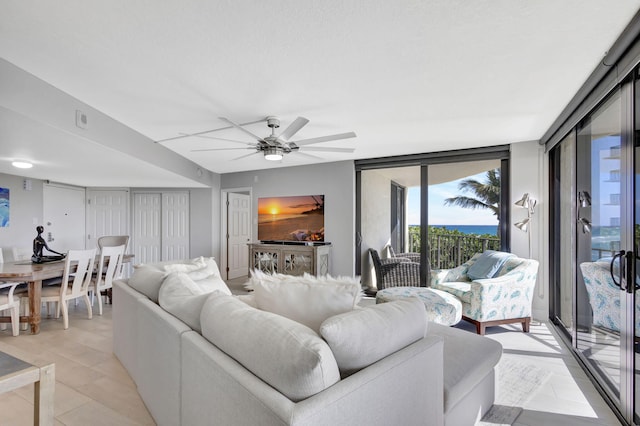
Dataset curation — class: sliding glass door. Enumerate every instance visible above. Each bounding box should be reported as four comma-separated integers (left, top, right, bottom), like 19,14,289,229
550,76,638,424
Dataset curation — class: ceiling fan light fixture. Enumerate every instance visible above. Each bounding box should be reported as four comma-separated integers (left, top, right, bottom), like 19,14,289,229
12,160,33,169
264,147,284,161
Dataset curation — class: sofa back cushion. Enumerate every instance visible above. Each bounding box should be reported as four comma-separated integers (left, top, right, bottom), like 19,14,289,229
320,298,428,377
247,270,362,333
200,292,340,402
159,272,212,332
129,257,230,303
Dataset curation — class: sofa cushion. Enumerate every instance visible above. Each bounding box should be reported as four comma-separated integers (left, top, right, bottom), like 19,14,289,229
428,323,502,413
200,292,340,402
158,272,213,332
466,250,515,280
129,257,226,303
247,270,362,333
320,298,428,377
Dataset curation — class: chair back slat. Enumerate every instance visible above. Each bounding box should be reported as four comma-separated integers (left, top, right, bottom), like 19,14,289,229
62,248,97,297
95,245,125,290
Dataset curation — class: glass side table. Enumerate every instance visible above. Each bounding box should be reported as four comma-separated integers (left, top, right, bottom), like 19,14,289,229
0,351,55,425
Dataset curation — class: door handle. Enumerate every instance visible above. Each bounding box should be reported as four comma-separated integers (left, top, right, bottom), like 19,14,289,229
611,250,636,293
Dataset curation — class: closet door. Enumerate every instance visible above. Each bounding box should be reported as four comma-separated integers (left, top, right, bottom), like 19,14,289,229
133,192,189,264
133,193,161,264
162,192,189,261
86,189,129,249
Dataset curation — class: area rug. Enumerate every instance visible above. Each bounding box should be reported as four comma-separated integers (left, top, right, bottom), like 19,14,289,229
476,357,552,425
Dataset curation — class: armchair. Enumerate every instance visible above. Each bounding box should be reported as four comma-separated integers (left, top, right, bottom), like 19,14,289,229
369,248,421,290
431,251,539,335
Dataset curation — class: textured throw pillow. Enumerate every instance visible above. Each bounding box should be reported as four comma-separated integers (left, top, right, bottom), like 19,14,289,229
320,298,428,377
200,293,340,402
248,270,362,333
158,272,211,332
466,250,515,280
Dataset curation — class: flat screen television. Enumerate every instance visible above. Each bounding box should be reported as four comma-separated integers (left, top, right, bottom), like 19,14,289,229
258,195,324,242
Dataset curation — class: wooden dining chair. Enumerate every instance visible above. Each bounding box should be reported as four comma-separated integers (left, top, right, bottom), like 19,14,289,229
0,250,23,336
91,244,124,315
22,248,97,330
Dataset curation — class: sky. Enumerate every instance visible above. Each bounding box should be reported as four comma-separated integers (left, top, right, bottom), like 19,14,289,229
407,172,498,226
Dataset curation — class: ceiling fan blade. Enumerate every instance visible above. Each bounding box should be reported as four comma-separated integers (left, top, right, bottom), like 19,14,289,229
292,151,323,160
278,117,309,140
232,151,262,161
190,147,254,152
292,132,357,147
219,117,265,142
300,146,355,153
179,133,255,146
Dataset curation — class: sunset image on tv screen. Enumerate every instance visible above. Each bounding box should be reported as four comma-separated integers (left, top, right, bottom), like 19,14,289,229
257,195,324,242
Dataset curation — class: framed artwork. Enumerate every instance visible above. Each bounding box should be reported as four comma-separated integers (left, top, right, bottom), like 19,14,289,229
0,187,9,227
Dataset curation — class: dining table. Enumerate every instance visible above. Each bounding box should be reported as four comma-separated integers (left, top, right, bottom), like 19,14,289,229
0,254,134,334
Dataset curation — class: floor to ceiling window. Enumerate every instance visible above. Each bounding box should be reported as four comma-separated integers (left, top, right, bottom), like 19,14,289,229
356,147,510,291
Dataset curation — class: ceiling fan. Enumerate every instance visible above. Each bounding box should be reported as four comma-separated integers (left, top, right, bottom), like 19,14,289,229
185,116,356,161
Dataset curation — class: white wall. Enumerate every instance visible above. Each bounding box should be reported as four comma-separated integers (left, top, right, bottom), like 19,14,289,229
510,141,547,320
221,161,355,277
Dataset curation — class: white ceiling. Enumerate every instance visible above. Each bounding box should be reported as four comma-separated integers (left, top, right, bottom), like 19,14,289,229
0,1,638,186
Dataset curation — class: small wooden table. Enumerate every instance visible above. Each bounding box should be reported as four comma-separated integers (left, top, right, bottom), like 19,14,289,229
0,351,55,425
0,254,134,334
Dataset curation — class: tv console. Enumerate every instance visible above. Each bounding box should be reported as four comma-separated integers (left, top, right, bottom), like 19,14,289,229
249,242,331,276
259,240,331,246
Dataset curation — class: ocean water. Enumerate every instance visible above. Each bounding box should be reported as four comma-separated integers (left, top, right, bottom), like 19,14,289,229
431,225,498,236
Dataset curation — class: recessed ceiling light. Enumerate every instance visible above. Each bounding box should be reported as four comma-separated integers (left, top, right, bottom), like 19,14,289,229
12,161,33,169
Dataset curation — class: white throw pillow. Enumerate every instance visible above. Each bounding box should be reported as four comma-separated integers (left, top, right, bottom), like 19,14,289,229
158,272,212,332
320,298,428,377
248,270,362,333
200,292,340,402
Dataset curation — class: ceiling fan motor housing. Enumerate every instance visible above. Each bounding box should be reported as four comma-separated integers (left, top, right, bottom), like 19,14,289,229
266,116,280,128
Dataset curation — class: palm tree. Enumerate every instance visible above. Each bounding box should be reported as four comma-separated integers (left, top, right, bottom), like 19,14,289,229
443,169,500,217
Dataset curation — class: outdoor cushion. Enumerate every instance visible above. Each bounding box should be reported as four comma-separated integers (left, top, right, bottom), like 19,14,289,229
200,292,340,402
320,298,428,377
431,281,473,304
247,270,362,333
466,250,515,280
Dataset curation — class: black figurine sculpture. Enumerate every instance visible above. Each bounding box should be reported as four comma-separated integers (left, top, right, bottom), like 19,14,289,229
31,225,65,263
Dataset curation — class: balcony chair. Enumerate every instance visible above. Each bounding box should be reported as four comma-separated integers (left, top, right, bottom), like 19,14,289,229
430,250,539,335
387,245,421,263
369,248,421,290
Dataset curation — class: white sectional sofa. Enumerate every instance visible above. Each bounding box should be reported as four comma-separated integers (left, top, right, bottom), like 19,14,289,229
112,258,502,426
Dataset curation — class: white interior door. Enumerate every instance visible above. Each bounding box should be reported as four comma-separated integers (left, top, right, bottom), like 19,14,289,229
162,192,189,261
133,193,161,264
43,183,86,253
227,193,250,279
86,189,130,250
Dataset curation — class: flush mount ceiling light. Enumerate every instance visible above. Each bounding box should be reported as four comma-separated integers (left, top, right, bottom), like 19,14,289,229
264,147,284,161
11,161,33,169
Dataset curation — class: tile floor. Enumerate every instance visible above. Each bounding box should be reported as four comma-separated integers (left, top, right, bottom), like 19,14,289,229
0,282,624,426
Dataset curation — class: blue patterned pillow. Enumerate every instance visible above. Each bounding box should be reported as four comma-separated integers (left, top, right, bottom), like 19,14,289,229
466,250,515,280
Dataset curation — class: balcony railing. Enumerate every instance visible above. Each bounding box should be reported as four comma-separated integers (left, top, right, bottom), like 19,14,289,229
408,231,500,270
